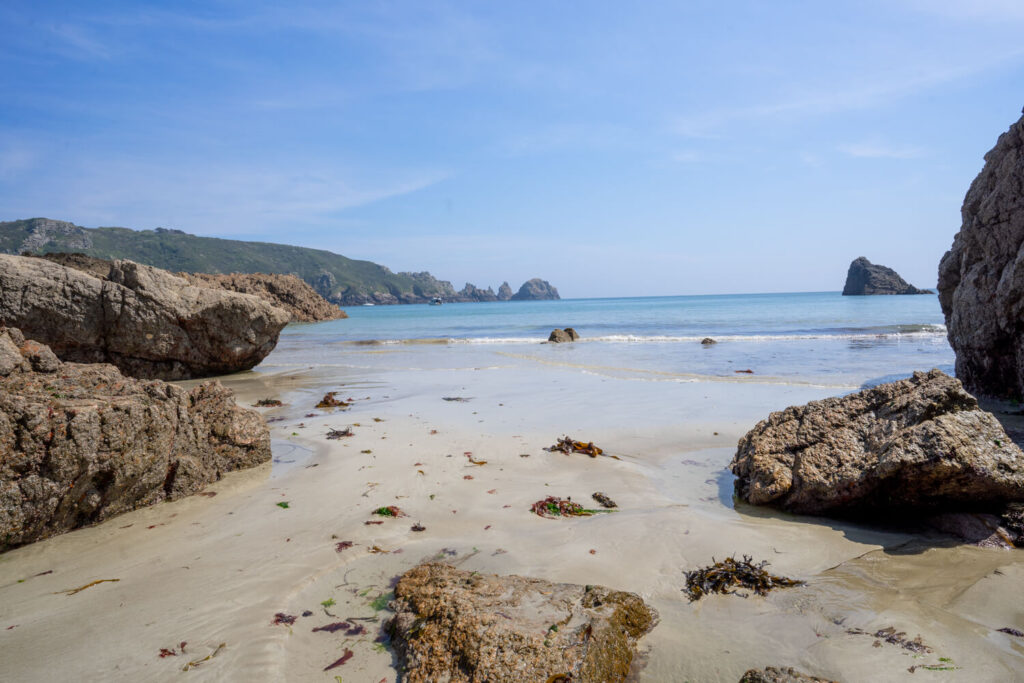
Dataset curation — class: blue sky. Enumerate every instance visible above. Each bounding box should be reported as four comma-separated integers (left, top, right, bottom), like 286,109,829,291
2,1,1023,297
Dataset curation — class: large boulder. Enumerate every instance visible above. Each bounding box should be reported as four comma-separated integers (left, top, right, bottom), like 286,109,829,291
387,562,658,683
497,281,514,301
0,254,289,379
938,111,1024,398
842,257,930,295
511,278,560,301
731,370,1024,516
176,271,347,322
548,327,580,343
0,327,270,551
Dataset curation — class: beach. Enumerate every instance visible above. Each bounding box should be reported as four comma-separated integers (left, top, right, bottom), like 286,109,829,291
2,295,1022,681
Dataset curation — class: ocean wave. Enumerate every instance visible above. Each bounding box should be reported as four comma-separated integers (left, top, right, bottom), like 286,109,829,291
333,324,947,346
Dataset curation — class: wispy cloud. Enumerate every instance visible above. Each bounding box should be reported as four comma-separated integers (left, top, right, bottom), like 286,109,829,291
837,143,923,159
47,23,113,60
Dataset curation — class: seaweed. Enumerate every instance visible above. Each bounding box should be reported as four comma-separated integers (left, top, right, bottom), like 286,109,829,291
998,627,1024,637
334,541,354,552
276,501,290,509
159,642,187,658
364,520,383,525
735,369,754,374
683,556,803,601
411,523,426,532
253,398,283,407
182,643,225,671
272,613,297,626
370,592,394,611
314,621,366,636
442,397,471,402
544,437,603,457
317,392,351,409
56,578,120,595
323,649,354,671
326,427,353,439
373,506,405,518
592,492,617,508
530,496,612,519
846,626,931,654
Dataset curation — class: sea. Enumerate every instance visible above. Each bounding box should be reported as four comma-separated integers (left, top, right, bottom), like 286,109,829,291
262,291,953,390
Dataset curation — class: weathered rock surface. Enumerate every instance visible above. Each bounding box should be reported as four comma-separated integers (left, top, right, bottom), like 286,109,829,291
388,562,658,683
731,370,1024,516
0,327,270,551
842,257,930,295
458,282,498,302
739,668,838,683
548,328,580,343
701,337,717,345
511,278,561,301
497,281,513,301
0,254,289,380
177,271,347,322
938,111,1024,398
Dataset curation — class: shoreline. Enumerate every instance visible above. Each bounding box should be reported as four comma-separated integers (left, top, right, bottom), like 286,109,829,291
1,359,1021,681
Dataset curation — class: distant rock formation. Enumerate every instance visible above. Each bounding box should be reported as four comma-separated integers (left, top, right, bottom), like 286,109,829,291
456,282,498,302
547,327,580,343
17,218,93,253
511,277,560,301
177,271,347,322
0,254,289,380
0,326,270,551
842,257,931,295
731,370,1024,517
496,281,513,300
938,110,1024,398
388,563,658,682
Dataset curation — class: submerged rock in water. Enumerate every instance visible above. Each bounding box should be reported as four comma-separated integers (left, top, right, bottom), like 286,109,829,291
548,327,580,343
731,370,1024,516
387,562,658,683
938,111,1024,398
739,668,839,683
0,254,289,379
842,256,930,295
0,327,270,551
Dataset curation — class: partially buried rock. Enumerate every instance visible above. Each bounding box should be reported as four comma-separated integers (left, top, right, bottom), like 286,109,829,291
0,254,289,380
548,327,580,343
0,327,271,551
701,337,717,345
388,562,658,683
739,668,838,683
731,369,1024,516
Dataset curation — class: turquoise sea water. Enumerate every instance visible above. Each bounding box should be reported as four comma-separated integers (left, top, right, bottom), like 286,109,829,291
265,292,954,388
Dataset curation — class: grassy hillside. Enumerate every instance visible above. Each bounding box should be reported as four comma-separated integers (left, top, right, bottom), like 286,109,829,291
1,218,458,305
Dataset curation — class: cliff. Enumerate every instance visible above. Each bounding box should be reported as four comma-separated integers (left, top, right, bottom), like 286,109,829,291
842,257,931,295
938,110,1024,397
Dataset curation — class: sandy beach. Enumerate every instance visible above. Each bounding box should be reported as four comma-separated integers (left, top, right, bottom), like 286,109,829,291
2,349,1022,682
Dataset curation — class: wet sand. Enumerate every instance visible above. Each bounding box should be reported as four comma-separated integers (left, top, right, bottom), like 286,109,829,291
1,360,1022,682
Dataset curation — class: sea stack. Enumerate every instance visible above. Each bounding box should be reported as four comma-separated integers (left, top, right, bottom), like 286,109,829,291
938,110,1024,398
842,257,931,295
511,278,560,300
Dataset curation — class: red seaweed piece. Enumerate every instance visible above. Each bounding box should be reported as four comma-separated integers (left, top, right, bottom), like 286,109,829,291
272,613,298,626
313,621,352,633
323,649,354,671
335,541,354,552
159,648,178,658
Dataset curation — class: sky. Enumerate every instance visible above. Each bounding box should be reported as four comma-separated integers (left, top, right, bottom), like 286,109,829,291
2,1,1023,298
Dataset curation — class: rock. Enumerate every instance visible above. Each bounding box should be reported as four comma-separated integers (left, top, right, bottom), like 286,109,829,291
18,218,93,253
701,337,717,345
938,111,1024,398
387,562,658,683
511,278,561,301
497,281,513,301
926,512,1021,549
177,271,347,322
731,370,1024,516
842,257,930,295
457,282,498,302
0,254,290,380
548,328,580,343
739,668,838,683
0,327,270,551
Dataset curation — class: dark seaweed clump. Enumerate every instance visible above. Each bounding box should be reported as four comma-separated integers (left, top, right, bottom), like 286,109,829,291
684,555,803,601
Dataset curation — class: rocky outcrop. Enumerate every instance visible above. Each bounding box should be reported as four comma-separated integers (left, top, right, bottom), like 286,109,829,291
497,281,513,301
0,254,289,380
511,278,560,301
842,257,930,295
0,327,270,551
388,563,657,683
548,328,580,343
177,271,347,322
731,370,1024,516
938,111,1024,398
18,219,93,253
457,282,498,302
